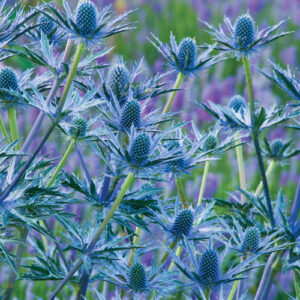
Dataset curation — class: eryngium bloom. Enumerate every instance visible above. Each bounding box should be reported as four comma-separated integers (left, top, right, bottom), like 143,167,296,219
129,262,147,291
170,209,194,238
270,139,284,157
38,14,55,36
202,135,218,151
229,95,246,114
164,140,185,172
106,64,131,105
75,1,97,37
129,133,151,166
198,249,220,286
68,117,87,139
241,227,261,254
0,68,18,101
150,32,222,76
202,13,291,58
120,99,141,129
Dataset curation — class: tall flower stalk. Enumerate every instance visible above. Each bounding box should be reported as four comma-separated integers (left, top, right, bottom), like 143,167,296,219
197,160,211,207
7,106,20,150
242,56,275,228
235,138,246,203
0,114,10,144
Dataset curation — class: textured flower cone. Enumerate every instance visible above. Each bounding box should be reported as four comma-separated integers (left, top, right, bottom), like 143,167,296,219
229,95,246,113
121,99,141,129
177,37,196,69
198,249,220,285
241,227,261,253
270,139,284,157
171,209,193,237
0,68,18,101
68,117,87,138
129,133,151,165
203,135,217,151
234,15,255,49
166,140,185,170
76,1,97,37
129,262,147,291
106,64,130,105
38,14,55,36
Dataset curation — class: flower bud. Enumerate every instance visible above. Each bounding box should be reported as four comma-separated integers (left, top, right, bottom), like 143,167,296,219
120,99,141,129
171,209,193,237
234,15,255,49
129,262,147,291
241,227,261,254
198,249,220,285
177,37,196,70
76,1,97,37
129,133,151,165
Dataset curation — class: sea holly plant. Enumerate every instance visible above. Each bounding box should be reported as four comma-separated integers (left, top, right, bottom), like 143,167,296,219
0,1,299,300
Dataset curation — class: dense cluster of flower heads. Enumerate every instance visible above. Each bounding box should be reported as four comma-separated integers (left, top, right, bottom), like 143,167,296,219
0,1,299,300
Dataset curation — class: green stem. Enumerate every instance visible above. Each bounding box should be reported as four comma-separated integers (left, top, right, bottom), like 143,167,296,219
0,113,10,144
127,226,141,267
4,226,28,300
58,41,85,112
7,107,20,150
159,239,178,265
168,246,182,271
235,137,246,203
197,160,211,207
175,176,188,208
242,56,275,228
162,72,184,114
254,160,276,197
227,273,242,300
47,139,76,187
49,172,135,300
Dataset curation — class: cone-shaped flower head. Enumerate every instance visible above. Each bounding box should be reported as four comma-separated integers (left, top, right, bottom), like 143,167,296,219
203,135,218,151
270,139,284,157
171,209,194,237
76,1,97,37
234,15,255,49
38,14,55,36
229,95,246,113
0,68,18,101
165,140,185,171
120,99,141,129
241,227,261,254
198,249,220,285
106,64,130,104
68,117,87,138
177,37,197,70
129,133,151,165
129,262,147,291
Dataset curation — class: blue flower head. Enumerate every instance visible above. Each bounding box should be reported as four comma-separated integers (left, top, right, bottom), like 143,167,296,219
198,248,220,286
170,209,194,238
75,1,97,37
128,262,147,291
0,68,18,101
164,140,185,172
229,95,246,114
202,13,291,58
202,135,218,151
234,15,255,50
106,64,131,105
68,117,87,139
270,139,284,157
38,14,55,36
241,227,261,254
120,99,141,129
177,38,196,70
129,133,151,166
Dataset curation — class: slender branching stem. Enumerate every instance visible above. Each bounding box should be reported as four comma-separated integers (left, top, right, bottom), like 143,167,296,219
0,113,10,144
48,172,136,300
242,56,275,228
4,226,28,300
7,106,20,150
76,145,92,185
47,139,76,187
127,226,141,267
254,160,276,197
227,273,242,300
18,39,73,158
197,160,211,207
235,136,246,203
162,72,184,114
290,177,300,226
76,267,92,300
175,176,188,208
